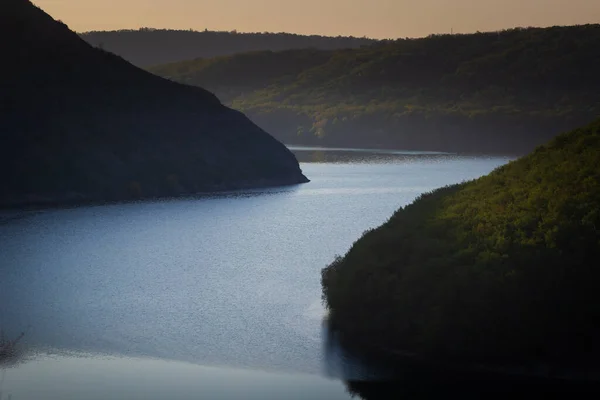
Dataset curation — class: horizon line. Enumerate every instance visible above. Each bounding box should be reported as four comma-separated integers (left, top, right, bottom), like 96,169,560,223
75,22,600,41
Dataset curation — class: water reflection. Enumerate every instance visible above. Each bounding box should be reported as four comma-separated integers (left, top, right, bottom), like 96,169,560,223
321,319,600,398
322,319,392,381
4,327,600,400
288,146,464,164
343,378,600,399
291,148,456,164
0,350,353,400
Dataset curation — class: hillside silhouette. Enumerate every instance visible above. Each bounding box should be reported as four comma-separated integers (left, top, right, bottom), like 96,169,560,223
152,25,600,154
322,118,600,371
0,0,307,208
80,29,377,67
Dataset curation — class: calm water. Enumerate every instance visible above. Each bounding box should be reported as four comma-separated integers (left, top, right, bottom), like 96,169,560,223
0,148,513,399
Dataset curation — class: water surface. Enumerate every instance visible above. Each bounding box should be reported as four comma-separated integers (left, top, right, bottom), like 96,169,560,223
0,148,512,399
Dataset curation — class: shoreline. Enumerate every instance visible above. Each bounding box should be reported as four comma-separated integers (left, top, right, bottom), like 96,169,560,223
328,327,600,383
286,144,523,158
0,177,309,212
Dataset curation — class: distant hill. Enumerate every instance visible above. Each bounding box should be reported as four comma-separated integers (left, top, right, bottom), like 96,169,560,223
0,0,307,208
322,118,600,370
150,25,600,155
79,29,377,67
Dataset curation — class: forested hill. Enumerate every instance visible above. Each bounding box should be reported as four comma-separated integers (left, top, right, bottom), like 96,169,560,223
150,25,600,155
0,0,307,208
79,29,377,67
321,118,600,370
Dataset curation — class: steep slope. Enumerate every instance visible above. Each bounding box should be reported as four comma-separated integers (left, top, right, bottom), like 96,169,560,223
151,25,600,154
0,0,307,208
79,29,376,67
322,119,600,369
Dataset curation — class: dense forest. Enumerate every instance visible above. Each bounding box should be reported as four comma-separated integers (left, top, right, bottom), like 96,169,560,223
79,29,376,67
321,118,600,371
0,0,306,208
151,25,600,154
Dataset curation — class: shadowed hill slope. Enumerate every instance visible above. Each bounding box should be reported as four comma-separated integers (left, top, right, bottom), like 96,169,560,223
0,0,307,208
322,118,600,369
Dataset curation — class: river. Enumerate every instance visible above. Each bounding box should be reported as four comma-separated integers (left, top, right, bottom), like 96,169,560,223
0,148,513,399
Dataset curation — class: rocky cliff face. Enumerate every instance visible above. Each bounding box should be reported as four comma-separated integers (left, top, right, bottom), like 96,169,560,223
0,0,308,208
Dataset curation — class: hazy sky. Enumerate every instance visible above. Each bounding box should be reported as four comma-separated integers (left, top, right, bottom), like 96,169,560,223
34,0,600,38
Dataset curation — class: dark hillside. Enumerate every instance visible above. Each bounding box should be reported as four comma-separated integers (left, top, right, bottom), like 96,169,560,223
0,0,307,208
151,25,600,154
322,119,600,370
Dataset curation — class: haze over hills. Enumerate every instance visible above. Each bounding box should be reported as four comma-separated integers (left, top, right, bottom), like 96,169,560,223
151,25,600,154
79,29,377,67
0,0,307,208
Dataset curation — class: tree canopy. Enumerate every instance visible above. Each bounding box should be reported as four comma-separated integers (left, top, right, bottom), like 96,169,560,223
321,118,600,367
151,25,600,154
